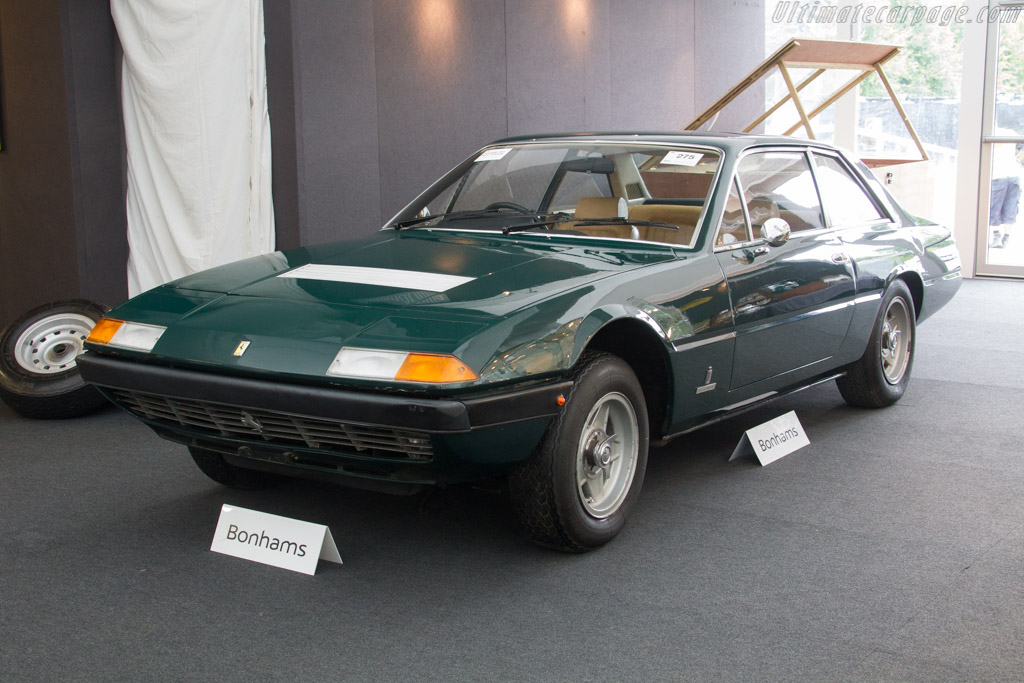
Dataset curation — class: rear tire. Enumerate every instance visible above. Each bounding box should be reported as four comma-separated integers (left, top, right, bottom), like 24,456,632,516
837,280,916,408
0,300,110,419
509,352,649,552
189,446,279,490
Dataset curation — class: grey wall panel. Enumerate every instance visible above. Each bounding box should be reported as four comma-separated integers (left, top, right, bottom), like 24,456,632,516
609,0,695,130
61,0,129,309
374,0,508,222
694,0,765,133
505,0,611,136
268,0,765,245
293,0,381,244
581,0,611,131
264,0,302,250
0,0,79,327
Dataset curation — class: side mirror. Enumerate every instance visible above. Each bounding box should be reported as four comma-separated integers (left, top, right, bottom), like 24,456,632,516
761,217,791,247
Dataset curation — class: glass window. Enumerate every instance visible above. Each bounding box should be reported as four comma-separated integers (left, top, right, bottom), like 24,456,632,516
986,141,1024,261
452,147,568,212
392,143,722,248
736,151,825,233
716,178,750,245
637,151,719,201
812,154,886,226
549,171,612,212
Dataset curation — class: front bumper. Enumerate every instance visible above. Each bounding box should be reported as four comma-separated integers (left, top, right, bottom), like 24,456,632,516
78,353,570,492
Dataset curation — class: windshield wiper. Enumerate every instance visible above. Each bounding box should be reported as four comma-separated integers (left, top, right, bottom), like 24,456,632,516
391,211,478,230
392,213,442,229
500,215,574,235
571,216,679,231
392,207,548,230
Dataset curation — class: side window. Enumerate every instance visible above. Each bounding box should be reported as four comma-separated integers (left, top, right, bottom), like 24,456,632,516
716,178,750,246
812,154,887,226
736,151,826,234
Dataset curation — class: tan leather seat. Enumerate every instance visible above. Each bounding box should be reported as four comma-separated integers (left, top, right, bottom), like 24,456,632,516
567,197,635,239
627,204,702,245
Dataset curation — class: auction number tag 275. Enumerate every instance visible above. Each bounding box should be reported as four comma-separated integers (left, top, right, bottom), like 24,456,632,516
210,504,342,575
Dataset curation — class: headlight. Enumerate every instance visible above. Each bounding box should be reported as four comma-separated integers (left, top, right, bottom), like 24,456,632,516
86,318,166,352
326,347,478,383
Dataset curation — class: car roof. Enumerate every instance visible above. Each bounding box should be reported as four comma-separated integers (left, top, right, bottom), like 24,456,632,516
492,131,839,154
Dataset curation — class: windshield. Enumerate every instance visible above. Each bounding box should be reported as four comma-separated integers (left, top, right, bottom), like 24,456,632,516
391,142,722,248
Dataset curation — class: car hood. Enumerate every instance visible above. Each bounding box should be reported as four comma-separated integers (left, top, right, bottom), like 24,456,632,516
105,230,677,386
186,230,673,314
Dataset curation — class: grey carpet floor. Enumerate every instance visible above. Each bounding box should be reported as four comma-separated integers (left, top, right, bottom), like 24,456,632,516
2,277,1023,681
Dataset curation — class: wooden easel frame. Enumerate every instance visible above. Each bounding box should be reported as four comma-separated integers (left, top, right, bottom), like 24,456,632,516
685,39,928,167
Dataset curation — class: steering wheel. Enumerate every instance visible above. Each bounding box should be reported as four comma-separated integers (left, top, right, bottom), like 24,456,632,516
484,201,532,213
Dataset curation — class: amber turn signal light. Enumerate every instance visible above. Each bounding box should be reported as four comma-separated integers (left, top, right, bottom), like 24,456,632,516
86,318,124,344
395,353,479,383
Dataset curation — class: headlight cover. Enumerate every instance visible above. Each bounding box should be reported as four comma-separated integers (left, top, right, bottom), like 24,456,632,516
326,347,478,383
86,318,166,352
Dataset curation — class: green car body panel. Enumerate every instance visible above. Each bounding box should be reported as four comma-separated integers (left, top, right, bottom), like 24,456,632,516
79,133,961,493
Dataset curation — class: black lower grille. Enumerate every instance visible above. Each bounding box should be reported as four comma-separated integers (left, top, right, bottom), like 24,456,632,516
108,389,433,461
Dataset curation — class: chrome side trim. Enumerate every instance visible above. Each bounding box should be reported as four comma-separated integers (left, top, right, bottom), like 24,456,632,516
853,291,883,304
738,298,856,337
812,300,856,316
713,391,777,413
672,330,736,352
671,292,880,353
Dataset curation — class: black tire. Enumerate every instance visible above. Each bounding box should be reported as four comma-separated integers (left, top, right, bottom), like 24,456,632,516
188,446,280,490
837,279,916,408
0,300,110,419
508,351,649,552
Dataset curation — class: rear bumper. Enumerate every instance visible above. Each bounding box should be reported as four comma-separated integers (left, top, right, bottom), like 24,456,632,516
78,352,569,490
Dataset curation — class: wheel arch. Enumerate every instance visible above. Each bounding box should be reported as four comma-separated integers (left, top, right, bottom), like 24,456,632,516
892,270,924,319
576,317,673,441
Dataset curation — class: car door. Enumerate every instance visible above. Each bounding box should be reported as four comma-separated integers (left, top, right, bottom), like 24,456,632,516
715,148,857,391
810,150,898,295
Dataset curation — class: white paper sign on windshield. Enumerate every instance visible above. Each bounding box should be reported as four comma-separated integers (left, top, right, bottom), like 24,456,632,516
475,147,512,162
661,150,703,167
210,504,342,575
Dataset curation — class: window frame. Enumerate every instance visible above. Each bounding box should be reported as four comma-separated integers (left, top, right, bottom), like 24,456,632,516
714,146,829,251
808,150,893,229
713,145,900,252
389,140,728,251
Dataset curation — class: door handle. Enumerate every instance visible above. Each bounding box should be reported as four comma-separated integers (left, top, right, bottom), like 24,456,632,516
732,245,769,264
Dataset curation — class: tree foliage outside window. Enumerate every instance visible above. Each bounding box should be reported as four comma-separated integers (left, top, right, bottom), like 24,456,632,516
859,6,963,98
997,17,1024,97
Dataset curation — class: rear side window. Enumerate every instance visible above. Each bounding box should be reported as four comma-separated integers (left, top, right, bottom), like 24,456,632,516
812,154,887,226
736,151,825,233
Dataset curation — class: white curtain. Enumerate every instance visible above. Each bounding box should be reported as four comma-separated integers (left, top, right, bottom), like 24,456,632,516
111,0,275,296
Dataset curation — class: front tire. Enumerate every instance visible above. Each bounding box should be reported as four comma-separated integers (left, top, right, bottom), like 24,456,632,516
509,352,649,552
0,300,110,419
189,446,279,490
837,279,916,408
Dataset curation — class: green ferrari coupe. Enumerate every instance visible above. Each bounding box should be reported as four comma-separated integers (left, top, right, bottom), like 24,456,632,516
78,133,961,551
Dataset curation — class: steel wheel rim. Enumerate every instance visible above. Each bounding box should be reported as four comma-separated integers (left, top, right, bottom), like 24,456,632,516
12,313,96,375
880,297,912,384
575,392,639,519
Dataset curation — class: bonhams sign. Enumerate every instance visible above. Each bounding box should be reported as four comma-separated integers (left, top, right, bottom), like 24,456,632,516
210,505,342,575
